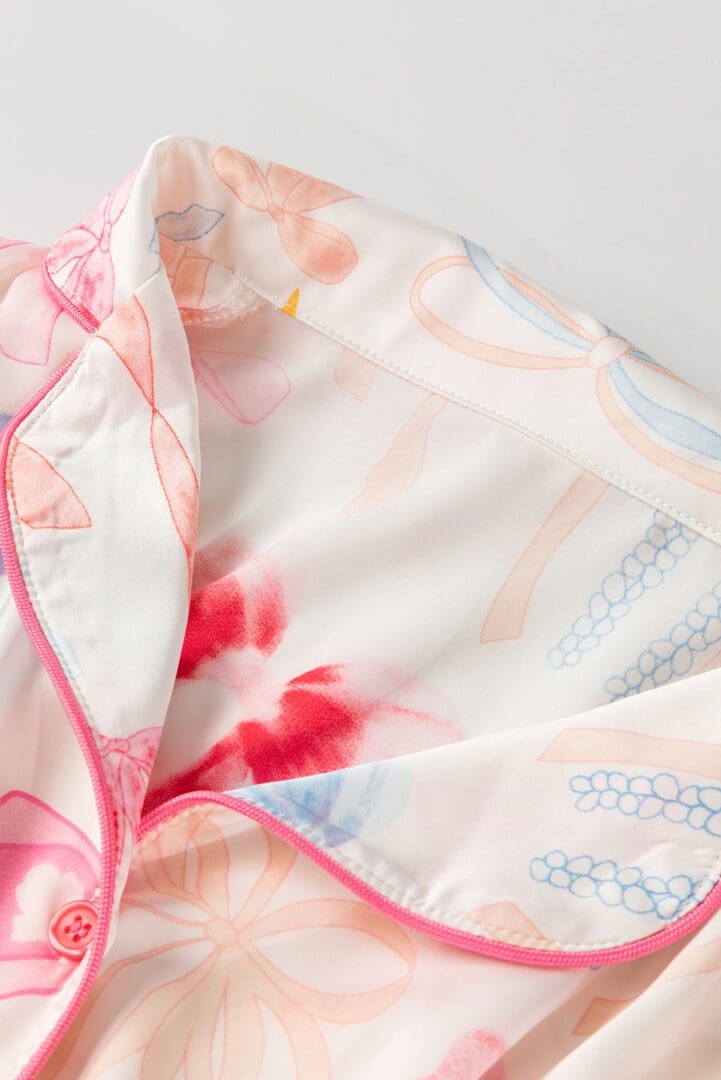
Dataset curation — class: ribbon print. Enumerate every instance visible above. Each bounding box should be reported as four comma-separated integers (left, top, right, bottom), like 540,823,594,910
411,237,721,493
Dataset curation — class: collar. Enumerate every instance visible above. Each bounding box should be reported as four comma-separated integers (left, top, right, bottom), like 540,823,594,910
45,134,721,546
2,139,721,1074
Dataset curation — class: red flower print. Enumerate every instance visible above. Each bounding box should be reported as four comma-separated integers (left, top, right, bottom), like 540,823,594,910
144,540,458,811
212,148,358,284
176,537,286,680
45,167,138,324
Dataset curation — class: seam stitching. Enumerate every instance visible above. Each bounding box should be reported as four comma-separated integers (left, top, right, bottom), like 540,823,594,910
49,237,721,545
223,264,721,546
8,358,97,730
137,800,721,952
41,255,721,950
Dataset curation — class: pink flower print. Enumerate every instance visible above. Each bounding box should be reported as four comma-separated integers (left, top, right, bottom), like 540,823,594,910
144,540,459,810
192,348,291,425
212,148,358,284
0,791,100,999
97,728,162,859
45,166,138,325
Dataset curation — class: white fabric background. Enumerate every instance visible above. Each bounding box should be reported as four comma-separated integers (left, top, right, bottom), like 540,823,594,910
1,2,719,394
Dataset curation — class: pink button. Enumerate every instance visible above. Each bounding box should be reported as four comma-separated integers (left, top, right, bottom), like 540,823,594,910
48,900,98,959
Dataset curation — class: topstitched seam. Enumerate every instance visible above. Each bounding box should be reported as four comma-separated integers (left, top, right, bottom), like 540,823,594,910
137,799,721,952
227,264,721,548
45,240,721,545
8,356,98,731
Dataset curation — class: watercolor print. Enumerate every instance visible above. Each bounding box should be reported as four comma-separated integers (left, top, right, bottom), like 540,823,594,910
9,438,92,530
410,237,721,494
0,791,100,999
97,727,163,861
45,167,139,325
44,808,415,1079
212,148,359,284
0,267,77,367
98,293,199,588
480,470,608,643
334,348,448,512
530,726,721,921
192,347,291,426
237,759,414,849
151,202,227,314
144,538,459,810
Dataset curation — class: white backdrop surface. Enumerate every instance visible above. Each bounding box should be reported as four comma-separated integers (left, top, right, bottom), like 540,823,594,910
2,2,719,392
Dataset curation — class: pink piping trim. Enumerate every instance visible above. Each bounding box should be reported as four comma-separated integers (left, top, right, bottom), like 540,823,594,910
10,247,721,1072
41,256,100,335
0,358,117,1080
139,790,721,969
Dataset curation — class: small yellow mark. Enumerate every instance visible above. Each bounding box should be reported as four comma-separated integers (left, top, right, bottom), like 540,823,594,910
282,288,299,317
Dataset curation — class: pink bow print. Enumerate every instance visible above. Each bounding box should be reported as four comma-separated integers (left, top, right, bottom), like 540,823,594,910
50,810,413,1079
212,148,358,284
45,167,138,324
97,727,162,861
98,293,199,591
0,792,100,999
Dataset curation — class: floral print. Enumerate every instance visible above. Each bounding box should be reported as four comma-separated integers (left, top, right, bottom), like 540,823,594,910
144,539,459,810
5,134,721,1077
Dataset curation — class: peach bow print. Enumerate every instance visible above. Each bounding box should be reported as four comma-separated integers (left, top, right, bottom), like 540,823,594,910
98,293,199,590
212,148,359,284
158,235,215,312
97,727,162,862
335,349,448,512
10,437,92,530
45,806,415,1080
45,167,138,325
192,348,291,426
